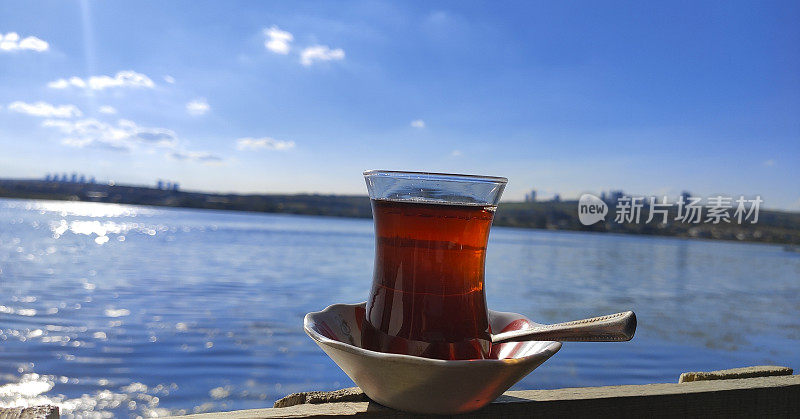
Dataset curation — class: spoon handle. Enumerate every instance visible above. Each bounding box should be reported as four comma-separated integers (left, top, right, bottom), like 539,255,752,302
491,311,637,344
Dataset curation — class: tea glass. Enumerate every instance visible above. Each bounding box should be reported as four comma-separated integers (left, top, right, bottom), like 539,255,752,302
361,170,507,360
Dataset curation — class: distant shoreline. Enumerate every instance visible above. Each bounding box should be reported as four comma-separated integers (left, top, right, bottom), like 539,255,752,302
1,178,799,245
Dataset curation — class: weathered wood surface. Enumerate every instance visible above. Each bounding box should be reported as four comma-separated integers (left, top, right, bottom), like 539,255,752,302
679,365,792,383
173,374,800,418
274,387,367,408
0,406,59,419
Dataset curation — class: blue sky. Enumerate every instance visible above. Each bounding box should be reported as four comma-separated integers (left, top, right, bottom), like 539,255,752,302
1,1,798,209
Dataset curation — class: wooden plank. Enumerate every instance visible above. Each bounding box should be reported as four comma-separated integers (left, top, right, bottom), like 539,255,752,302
0,406,59,419
172,374,800,418
679,365,792,383
274,388,367,408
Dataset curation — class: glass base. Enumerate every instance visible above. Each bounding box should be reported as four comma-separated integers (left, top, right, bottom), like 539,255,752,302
361,319,491,360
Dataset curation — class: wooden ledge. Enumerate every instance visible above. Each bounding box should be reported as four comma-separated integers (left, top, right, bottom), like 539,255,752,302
679,365,792,383
8,367,792,418
174,374,800,418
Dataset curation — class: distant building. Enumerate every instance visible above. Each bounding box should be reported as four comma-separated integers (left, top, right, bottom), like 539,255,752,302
524,189,537,202
609,190,624,203
47,172,98,183
552,194,561,202
155,179,180,191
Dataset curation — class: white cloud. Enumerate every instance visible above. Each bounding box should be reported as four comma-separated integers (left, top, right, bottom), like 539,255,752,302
42,118,177,151
236,137,295,151
40,117,218,163
763,159,775,167
48,71,155,91
47,79,69,89
8,101,82,118
163,75,175,84
98,106,117,114
43,119,130,150
450,150,462,157
168,150,223,163
186,99,210,116
0,32,49,52
410,119,425,129
264,26,293,54
300,45,345,66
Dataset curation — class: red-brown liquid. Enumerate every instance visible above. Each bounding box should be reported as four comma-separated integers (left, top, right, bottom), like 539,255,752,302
361,199,495,360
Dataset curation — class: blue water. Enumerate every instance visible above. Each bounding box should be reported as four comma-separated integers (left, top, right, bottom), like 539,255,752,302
0,198,798,417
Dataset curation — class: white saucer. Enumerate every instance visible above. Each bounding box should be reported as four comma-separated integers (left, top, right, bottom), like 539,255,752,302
304,302,561,414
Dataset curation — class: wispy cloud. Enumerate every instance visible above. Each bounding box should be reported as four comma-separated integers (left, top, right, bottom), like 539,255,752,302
130,123,178,146
0,32,48,52
264,26,293,54
168,150,223,163
40,116,221,163
236,137,295,151
43,119,130,150
262,27,343,67
98,105,117,115
300,45,345,66
450,150,462,157
42,118,177,151
186,99,210,116
8,101,82,118
48,71,155,91
763,159,775,167
410,119,425,129
163,75,175,84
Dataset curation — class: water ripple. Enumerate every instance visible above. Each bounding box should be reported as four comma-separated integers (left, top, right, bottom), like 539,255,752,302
0,198,798,417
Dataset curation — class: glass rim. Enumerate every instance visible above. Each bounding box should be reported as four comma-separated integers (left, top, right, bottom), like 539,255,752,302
363,170,507,185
